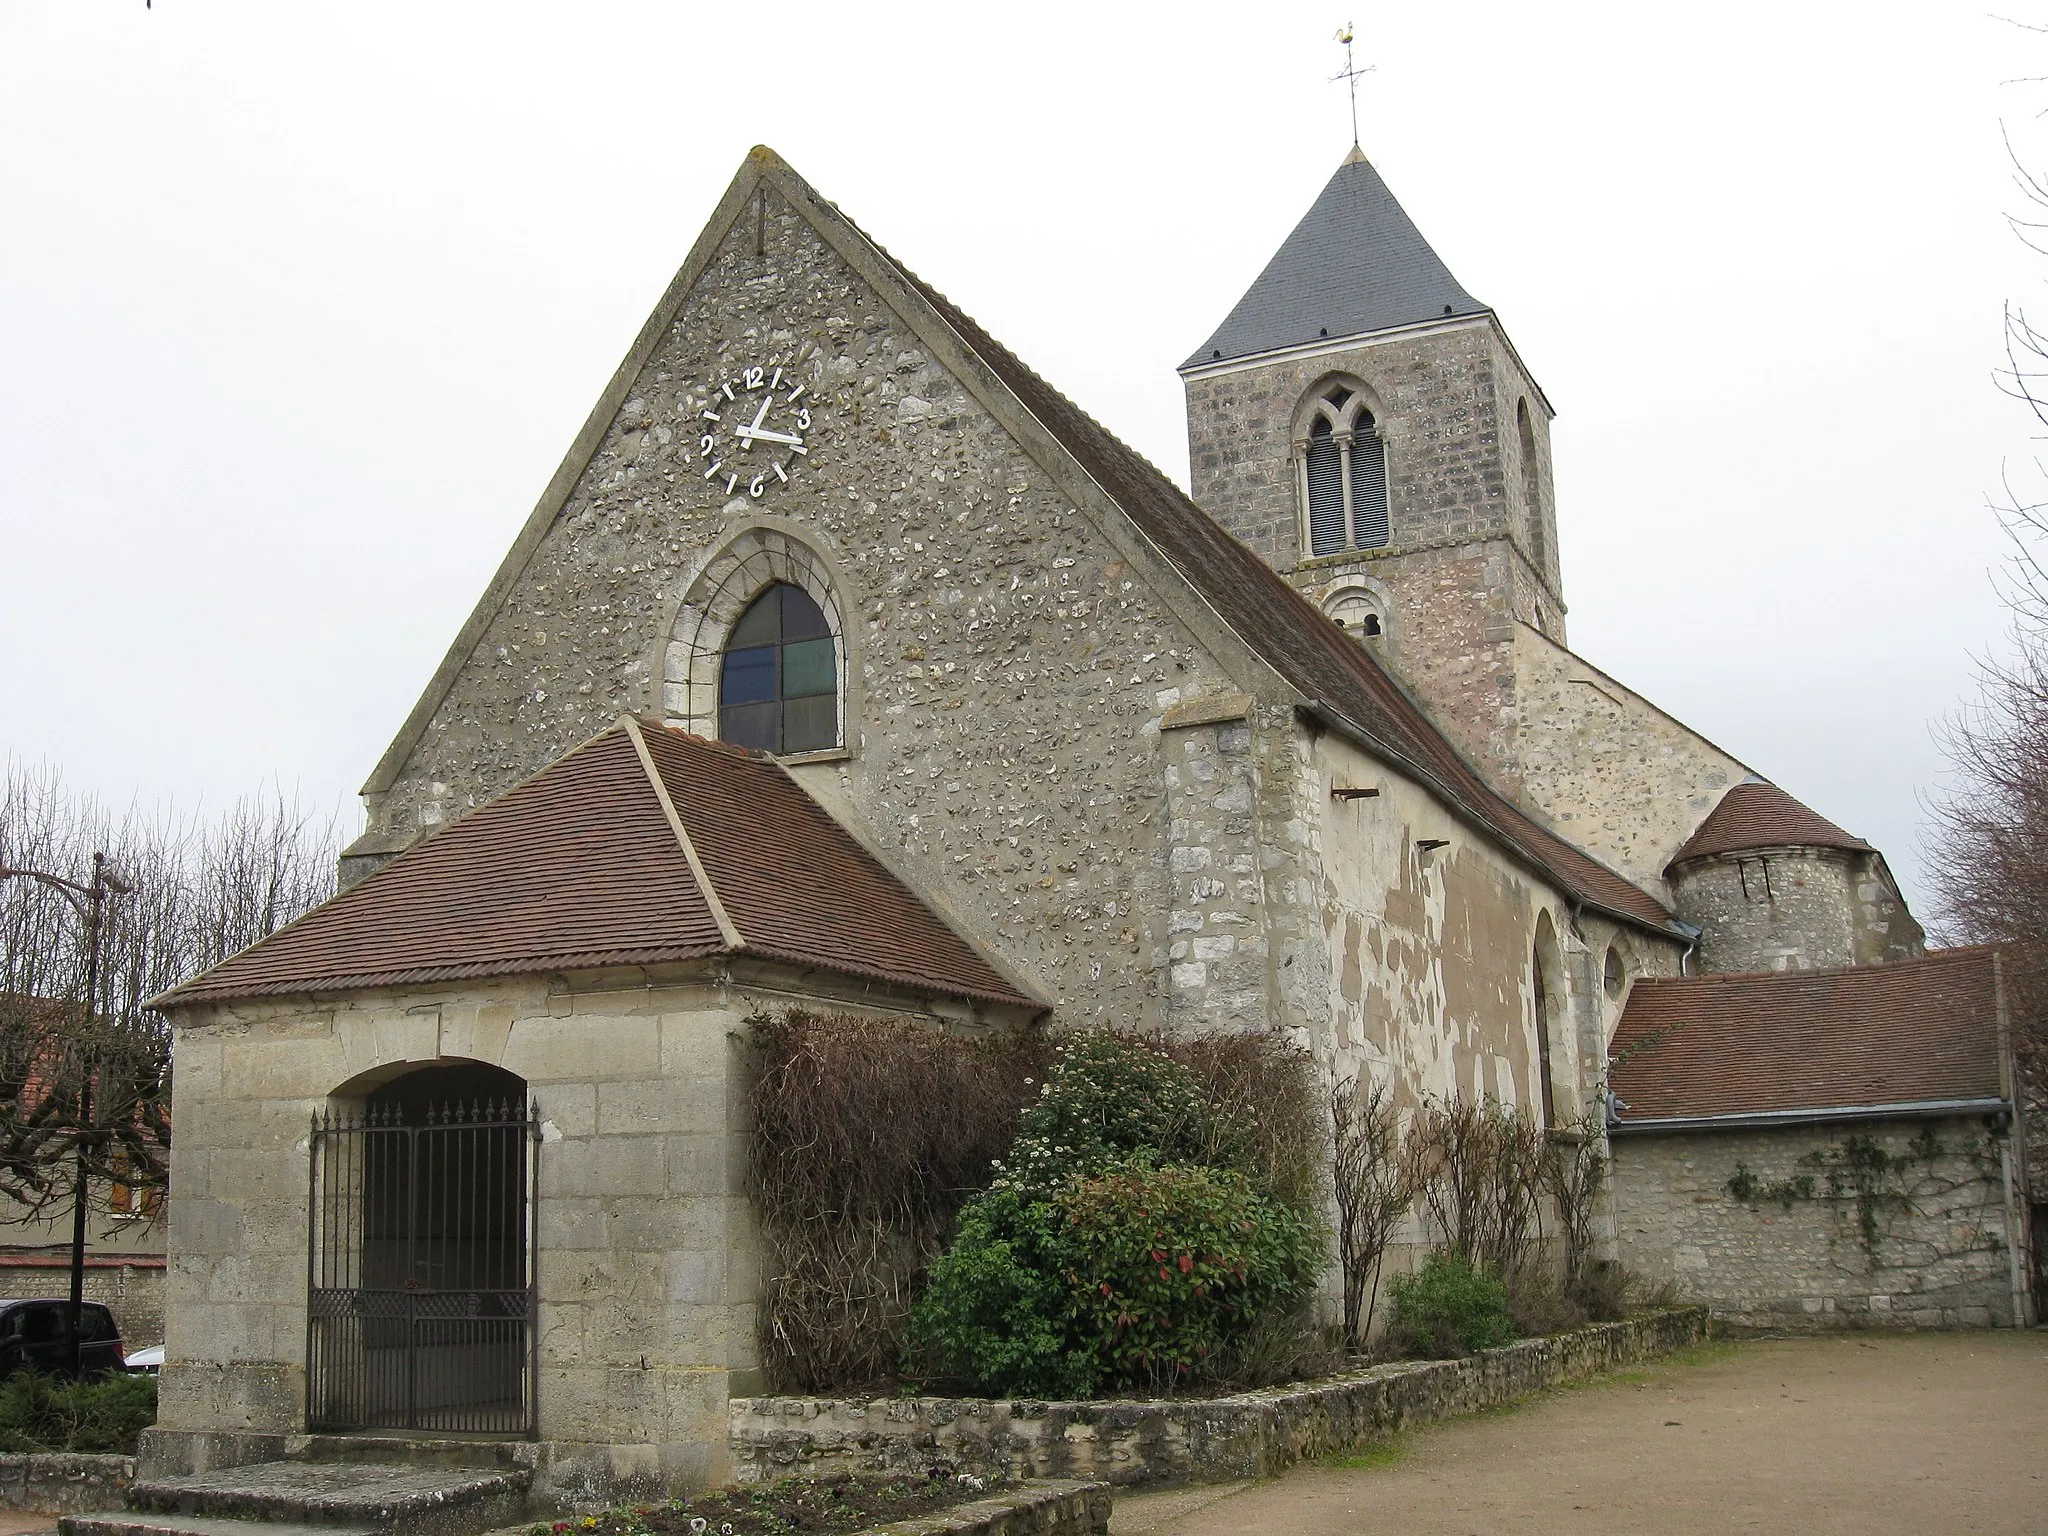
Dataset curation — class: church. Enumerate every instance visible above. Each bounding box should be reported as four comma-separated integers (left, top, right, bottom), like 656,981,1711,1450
143,145,2033,1501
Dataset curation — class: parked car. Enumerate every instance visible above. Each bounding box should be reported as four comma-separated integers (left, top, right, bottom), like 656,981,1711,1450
123,1343,163,1372
0,1300,124,1380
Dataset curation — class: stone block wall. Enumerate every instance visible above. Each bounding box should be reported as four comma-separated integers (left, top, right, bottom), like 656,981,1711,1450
0,1260,163,1349
156,972,808,1500
1609,1116,2027,1329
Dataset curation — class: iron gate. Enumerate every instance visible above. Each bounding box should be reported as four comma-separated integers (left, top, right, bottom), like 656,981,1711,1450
306,1096,540,1434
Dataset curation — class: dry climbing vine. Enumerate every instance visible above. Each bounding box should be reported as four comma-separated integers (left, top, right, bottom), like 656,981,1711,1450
1725,1126,2010,1270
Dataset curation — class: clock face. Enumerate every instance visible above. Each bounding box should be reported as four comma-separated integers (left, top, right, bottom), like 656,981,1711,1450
691,362,814,501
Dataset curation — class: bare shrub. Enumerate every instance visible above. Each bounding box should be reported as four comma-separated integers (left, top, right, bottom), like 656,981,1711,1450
1406,1095,1547,1278
746,1013,1050,1392
1328,1072,1412,1349
1168,1030,1322,1209
1542,1112,1607,1293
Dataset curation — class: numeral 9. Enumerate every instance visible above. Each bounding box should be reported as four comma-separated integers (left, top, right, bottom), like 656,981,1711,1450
699,435,715,458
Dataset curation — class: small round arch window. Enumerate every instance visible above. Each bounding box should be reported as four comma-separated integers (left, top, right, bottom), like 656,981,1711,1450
718,583,838,753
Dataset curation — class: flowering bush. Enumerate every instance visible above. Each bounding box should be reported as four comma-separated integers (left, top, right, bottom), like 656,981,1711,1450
990,1032,1230,1201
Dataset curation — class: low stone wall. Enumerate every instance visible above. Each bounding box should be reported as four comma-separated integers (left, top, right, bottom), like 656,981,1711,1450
869,1480,1107,1536
731,1308,1707,1488
0,1454,133,1513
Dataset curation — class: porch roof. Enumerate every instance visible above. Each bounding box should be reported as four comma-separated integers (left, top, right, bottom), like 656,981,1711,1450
156,719,1037,1011
1608,947,2005,1124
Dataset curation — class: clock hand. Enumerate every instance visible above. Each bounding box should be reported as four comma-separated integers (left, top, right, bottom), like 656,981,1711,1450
734,425,806,446
748,395,772,432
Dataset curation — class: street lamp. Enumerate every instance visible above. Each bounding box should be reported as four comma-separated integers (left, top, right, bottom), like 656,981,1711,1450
0,853,134,1377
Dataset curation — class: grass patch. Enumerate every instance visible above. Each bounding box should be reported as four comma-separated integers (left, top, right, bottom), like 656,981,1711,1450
1320,1434,1407,1471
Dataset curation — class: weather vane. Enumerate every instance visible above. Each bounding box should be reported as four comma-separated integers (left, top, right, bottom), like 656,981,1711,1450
1332,23,1374,149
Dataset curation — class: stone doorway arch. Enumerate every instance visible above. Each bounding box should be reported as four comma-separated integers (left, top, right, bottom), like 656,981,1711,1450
308,1060,538,1435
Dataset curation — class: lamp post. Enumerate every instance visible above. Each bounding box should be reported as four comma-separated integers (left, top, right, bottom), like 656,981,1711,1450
0,853,133,1376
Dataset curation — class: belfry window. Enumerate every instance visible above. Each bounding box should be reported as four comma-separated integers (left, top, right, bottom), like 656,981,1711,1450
718,582,838,754
1301,383,1391,557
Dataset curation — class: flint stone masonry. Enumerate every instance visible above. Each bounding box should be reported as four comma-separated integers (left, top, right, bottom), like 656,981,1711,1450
1610,1119,2025,1330
1670,848,1924,975
729,1309,1707,1489
346,185,1246,1034
1506,631,1744,891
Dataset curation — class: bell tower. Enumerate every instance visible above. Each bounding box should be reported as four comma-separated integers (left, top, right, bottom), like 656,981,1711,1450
1180,148,1564,780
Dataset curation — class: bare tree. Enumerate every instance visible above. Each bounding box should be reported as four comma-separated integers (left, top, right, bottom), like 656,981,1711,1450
0,759,340,1219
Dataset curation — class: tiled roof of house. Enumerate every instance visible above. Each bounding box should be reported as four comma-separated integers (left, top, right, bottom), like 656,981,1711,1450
865,231,1673,933
157,721,1033,1010
1669,779,1872,869
1608,948,2004,1123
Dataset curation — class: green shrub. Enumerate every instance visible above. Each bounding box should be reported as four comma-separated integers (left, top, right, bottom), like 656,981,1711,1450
0,1370,157,1453
901,1188,1097,1400
909,1157,1321,1397
909,1029,1329,1398
1061,1161,1320,1391
1389,1251,1516,1359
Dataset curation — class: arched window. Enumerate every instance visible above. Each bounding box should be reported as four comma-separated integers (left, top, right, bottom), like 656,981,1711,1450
718,582,838,753
1325,586,1386,643
1300,383,1391,557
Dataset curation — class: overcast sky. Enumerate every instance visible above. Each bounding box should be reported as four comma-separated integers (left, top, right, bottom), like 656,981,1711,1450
0,2,2037,918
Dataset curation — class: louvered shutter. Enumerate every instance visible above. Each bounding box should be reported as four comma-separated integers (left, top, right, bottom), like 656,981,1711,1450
1306,426,1345,555
1349,425,1390,549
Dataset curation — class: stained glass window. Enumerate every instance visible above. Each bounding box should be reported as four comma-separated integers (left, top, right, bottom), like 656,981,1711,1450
718,583,839,754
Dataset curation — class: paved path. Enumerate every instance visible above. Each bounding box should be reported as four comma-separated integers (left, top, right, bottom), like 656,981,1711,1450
1112,1331,2048,1536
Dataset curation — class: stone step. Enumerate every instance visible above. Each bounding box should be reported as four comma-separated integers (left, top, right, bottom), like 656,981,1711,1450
64,1517,378,1536
113,1460,531,1536
298,1436,533,1471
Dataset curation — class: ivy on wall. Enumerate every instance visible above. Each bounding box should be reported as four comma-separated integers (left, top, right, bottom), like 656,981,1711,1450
1723,1126,2008,1270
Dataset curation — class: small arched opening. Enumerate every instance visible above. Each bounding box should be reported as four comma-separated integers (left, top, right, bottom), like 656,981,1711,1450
308,1060,537,1435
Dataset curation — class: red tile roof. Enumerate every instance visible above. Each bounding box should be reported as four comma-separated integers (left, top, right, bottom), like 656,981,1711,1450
861,236,1674,935
1608,948,2004,1123
1669,779,1871,869
157,721,1034,1010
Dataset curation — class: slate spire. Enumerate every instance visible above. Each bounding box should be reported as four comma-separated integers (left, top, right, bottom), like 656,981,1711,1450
1185,150,1488,369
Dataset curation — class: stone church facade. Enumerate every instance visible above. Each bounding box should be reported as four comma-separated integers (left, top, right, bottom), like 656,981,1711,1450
144,146,2031,1501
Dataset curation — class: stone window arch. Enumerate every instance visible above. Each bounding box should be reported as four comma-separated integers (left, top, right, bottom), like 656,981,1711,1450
661,523,852,756
1293,377,1391,557
1322,581,1390,646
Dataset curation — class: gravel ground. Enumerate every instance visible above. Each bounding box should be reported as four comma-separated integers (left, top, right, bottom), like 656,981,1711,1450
1111,1331,2048,1536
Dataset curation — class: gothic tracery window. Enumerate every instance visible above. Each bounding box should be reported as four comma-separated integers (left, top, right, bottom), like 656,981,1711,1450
718,582,839,754
1301,383,1391,558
